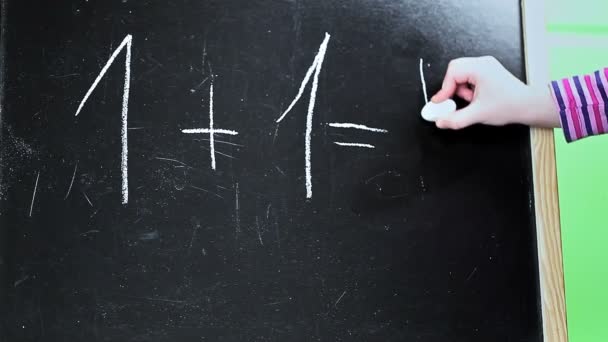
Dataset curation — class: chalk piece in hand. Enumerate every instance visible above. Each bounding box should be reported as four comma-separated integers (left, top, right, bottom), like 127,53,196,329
421,99,456,122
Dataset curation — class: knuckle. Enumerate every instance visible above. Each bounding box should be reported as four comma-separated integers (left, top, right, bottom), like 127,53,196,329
480,55,499,66
447,59,460,71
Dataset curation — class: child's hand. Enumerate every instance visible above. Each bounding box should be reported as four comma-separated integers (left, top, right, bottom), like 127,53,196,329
431,56,560,129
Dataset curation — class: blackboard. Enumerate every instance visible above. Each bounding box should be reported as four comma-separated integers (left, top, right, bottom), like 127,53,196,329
0,1,542,341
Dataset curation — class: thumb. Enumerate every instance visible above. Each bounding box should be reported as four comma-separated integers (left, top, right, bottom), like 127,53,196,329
435,103,482,130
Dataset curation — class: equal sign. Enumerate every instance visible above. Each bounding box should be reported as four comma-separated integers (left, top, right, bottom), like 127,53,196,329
328,122,388,149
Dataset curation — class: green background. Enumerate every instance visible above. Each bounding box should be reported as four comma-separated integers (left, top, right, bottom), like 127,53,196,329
547,1,608,341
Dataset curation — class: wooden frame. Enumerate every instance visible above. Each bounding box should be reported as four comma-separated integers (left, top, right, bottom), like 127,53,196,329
521,0,568,341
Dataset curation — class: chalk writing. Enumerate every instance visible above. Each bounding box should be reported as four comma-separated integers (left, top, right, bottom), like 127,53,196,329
328,123,388,133
419,58,428,104
276,32,331,199
328,122,387,149
53,31,436,208
182,83,239,170
75,34,132,204
333,142,375,149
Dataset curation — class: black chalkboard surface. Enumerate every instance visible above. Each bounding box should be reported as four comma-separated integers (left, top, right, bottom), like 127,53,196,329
0,1,541,341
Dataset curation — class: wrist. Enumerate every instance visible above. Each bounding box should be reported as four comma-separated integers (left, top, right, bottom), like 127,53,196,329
517,85,560,128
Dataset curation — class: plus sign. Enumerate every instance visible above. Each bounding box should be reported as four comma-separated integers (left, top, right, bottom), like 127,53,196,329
182,82,239,170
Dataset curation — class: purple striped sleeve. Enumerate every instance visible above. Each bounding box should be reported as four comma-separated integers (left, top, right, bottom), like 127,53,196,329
549,67,608,142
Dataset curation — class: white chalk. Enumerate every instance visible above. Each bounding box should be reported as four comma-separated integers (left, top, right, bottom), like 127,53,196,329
420,99,457,122
305,34,330,199
328,123,388,133
333,142,375,149
121,35,132,205
209,83,216,170
75,34,132,204
276,32,331,199
181,83,239,170
181,128,238,135
235,182,241,235
419,58,428,104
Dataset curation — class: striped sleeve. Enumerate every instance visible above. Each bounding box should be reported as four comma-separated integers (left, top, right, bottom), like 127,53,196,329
550,67,608,142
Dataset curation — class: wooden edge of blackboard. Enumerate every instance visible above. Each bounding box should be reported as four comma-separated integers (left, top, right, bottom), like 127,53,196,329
521,0,568,341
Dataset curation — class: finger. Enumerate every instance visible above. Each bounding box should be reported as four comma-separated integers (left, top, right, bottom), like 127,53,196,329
456,85,474,102
431,58,477,103
435,103,482,130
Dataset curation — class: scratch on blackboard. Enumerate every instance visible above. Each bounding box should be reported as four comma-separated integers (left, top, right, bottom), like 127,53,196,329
213,149,236,160
255,216,264,246
272,123,280,146
197,139,244,153
146,54,164,69
82,191,93,207
235,183,241,236
188,221,200,253
365,171,388,184
466,267,478,282
334,290,347,307
202,38,208,71
215,184,230,191
124,295,186,304
14,275,30,288
275,212,281,249
49,73,81,79
190,77,209,93
266,204,272,220
64,162,78,200
208,61,214,79
108,36,115,56
139,230,159,241
190,185,223,199
267,204,281,249
264,300,287,306
90,209,99,218
154,156,187,166
197,144,237,160
274,165,286,177
80,230,100,236
29,171,40,217
198,138,243,147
